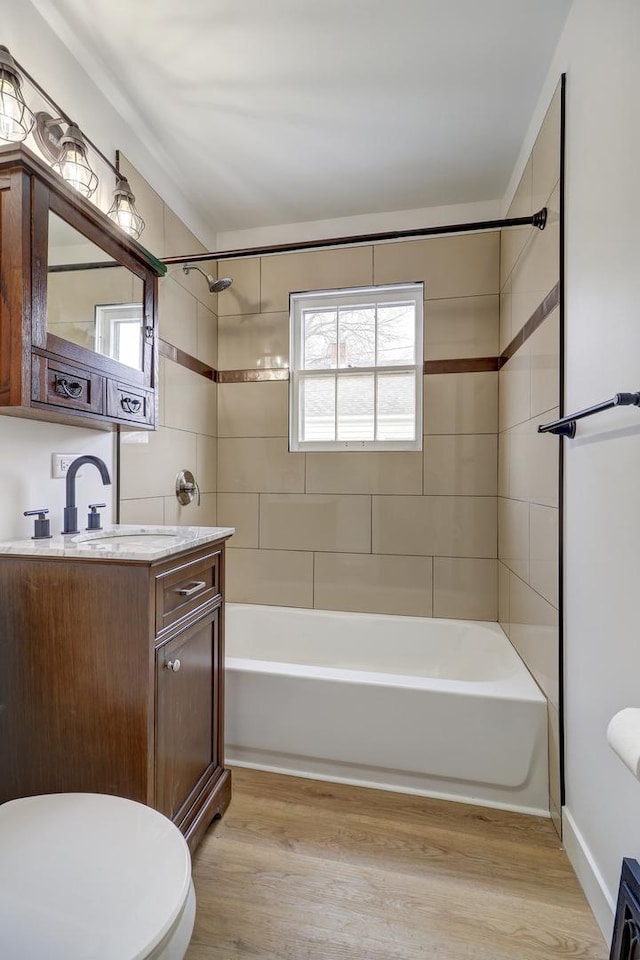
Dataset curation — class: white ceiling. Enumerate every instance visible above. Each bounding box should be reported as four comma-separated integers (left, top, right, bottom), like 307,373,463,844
32,0,572,234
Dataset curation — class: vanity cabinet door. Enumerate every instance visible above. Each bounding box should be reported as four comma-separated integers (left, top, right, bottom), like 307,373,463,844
155,607,221,825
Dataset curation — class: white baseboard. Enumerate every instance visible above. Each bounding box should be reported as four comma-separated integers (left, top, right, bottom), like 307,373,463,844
562,806,616,944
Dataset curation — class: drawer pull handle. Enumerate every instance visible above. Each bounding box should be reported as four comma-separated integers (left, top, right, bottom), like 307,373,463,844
166,659,181,672
121,396,142,414
55,376,83,399
175,580,206,597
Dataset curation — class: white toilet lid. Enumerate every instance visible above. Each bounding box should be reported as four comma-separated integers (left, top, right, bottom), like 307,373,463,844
0,793,192,960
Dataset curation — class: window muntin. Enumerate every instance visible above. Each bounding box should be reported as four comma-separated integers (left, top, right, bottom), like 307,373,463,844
290,283,423,451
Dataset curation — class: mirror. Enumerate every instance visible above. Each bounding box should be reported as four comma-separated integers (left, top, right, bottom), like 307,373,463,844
47,212,145,371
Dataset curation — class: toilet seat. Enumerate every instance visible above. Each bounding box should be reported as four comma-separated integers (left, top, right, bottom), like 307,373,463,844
0,793,194,960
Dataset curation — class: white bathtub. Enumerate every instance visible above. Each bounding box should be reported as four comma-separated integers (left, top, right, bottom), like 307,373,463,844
225,603,549,815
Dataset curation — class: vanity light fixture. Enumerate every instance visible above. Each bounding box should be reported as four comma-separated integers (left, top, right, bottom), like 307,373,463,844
34,113,99,199
0,45,146,237
0,45,34,142
107,176,145,240
51,121,99,199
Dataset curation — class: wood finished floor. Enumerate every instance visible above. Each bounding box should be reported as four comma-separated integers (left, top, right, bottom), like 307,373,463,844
185,768,607,960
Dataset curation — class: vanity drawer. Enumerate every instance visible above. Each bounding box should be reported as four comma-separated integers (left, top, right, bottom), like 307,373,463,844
106,380,154,425
32,355,104,414
155,550,221,636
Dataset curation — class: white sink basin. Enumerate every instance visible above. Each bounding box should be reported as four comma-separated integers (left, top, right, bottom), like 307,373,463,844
73,533,183,549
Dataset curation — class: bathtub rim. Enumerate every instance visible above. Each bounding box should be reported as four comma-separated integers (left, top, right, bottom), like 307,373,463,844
225,656,546,704
226,600,510,637
225,602,546,705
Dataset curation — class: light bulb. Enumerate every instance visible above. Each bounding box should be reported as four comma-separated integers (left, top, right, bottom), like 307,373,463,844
107,178,145,239
53,125,98,199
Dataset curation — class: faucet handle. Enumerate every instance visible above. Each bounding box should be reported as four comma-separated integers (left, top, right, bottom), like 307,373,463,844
87,503,106,531
24,509,52,540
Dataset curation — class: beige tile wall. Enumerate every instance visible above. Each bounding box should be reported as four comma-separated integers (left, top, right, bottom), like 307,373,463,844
498,81,562,827
217,233,500,620
117,155,217,528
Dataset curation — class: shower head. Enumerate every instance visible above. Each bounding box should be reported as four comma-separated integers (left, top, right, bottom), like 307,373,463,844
182,265,233,294
211,276,233,293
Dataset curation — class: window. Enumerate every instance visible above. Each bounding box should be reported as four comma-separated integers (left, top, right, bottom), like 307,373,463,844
289,283,423,451
94,302,143,370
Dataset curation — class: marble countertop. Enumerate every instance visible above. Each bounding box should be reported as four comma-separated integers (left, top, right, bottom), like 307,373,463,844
0,524,235,562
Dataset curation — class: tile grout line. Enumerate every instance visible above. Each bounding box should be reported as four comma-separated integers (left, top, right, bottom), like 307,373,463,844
503,563,559,611
431,553,435,616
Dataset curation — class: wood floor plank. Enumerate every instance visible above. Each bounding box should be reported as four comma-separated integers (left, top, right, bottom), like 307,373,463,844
185,768,607,960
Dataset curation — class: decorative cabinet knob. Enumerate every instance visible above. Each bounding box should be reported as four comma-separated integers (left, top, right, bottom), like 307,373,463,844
166,659,181,672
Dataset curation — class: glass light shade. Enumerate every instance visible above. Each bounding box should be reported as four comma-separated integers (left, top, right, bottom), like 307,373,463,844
107,178,145,239
53,125,99,198
0,65,34,143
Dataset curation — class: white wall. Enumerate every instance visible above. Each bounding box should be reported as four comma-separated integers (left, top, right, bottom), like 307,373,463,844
0,416,114,539
516,0,640,941
215,198,502,252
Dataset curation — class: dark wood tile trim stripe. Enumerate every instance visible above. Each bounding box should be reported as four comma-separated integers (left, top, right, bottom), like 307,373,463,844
158,283,558,384
158,339,216,380
424,357,499,374
499,281,560,368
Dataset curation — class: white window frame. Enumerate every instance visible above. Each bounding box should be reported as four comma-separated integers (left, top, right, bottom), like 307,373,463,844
94,302,144,370
289,282,423,452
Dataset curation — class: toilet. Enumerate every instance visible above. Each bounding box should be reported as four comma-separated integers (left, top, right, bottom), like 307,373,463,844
0,793,196,960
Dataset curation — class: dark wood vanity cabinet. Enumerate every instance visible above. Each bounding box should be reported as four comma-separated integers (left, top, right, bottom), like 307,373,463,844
0,145,164,429
0,537,232,853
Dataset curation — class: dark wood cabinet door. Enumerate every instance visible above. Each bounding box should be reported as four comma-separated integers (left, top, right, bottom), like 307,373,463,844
155,608,220,822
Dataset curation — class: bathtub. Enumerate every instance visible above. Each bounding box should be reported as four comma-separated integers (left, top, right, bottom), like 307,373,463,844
224,603,549,815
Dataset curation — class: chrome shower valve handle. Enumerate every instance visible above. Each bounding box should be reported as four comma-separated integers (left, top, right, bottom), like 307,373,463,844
175,469,200,506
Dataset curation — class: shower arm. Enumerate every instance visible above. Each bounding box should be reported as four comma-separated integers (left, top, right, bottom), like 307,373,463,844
182,264,212,284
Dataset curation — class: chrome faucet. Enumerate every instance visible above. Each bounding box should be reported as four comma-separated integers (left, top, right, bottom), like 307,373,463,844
63,456,111,534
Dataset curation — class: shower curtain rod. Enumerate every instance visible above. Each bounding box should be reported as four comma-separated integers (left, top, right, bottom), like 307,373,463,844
162,207,548,266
